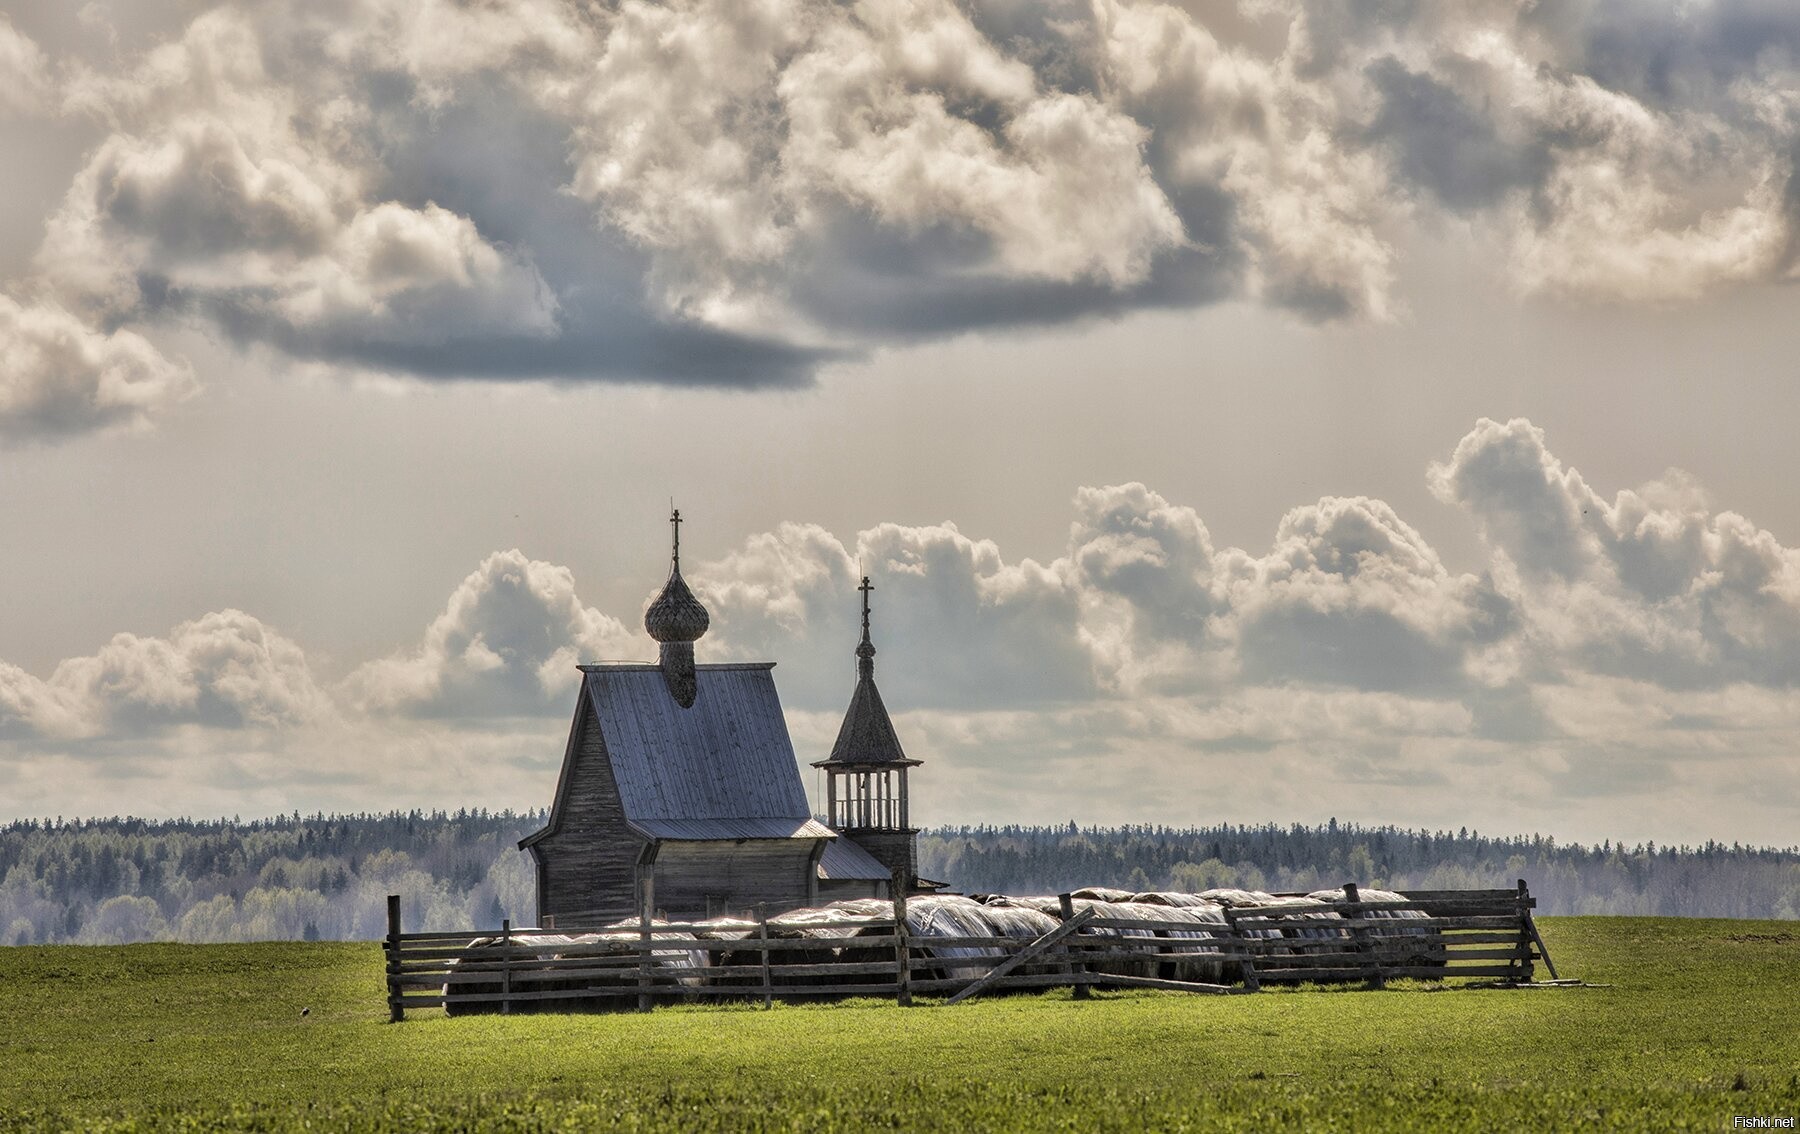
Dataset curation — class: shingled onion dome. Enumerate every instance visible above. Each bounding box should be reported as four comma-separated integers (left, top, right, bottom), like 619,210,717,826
646,508,708,708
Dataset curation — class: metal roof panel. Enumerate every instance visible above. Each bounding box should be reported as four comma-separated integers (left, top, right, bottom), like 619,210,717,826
586,665,814,827
816,836,893,881
631,817,836,841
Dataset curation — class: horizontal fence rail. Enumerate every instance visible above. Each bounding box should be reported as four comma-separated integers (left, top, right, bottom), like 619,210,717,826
381,882,1549,1019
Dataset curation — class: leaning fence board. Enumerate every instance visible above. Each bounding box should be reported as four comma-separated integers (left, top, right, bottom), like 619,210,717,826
1085,973,1237,995
946,908,1095,1005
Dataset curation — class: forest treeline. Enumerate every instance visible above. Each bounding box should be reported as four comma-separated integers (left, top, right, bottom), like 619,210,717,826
3,812,1796,945
916,822,1800,920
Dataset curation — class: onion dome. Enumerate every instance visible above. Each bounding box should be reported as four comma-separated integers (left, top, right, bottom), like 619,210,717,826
647,508,706,709
644,508,710,644
645,568,709,643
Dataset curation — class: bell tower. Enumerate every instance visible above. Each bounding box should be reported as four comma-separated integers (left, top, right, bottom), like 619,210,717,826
812,576,925,890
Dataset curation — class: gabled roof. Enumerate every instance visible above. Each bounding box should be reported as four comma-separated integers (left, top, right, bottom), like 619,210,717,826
525,662,833,846
816,836,893,881
813,670,919,768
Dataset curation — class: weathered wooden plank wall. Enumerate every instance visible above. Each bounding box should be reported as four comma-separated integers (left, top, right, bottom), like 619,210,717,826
650,840,822,918
530,703,647,926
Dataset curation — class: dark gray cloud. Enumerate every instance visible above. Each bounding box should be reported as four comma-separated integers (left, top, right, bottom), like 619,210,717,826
1538,0,1800,107
1363,59,1552,211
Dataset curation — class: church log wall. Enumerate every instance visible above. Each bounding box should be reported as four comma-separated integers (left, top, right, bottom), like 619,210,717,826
532,705,647,926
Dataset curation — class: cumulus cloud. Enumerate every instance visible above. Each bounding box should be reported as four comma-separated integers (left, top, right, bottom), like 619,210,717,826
1225,496,1515,694
39,11,558,339
344,550,636,717
1302,0,1800,301
0,610,327,740
1432,416,1800,687
8,417,1800,840
698,518,1095,709
0,293,195,440
10,0,1797,444
698,479,1516,706
0,16,53,117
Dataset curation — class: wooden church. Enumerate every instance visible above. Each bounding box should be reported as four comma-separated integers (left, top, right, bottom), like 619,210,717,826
519,512,937,926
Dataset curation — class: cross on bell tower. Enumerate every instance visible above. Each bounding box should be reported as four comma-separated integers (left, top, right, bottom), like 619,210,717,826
856,575,875,677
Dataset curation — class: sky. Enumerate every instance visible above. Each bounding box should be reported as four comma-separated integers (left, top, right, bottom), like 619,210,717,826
3,0,1799,847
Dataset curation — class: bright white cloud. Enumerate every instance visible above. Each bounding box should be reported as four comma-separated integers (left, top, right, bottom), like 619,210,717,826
0,293,195,440
1432,416,1800,687
5,419,1800,844
0,16,53,117
42,11,557,332
0,610,327,740
344,550,636,717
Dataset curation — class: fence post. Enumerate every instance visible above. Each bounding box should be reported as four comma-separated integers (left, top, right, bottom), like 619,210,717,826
638,879,654,1013
1225,906,1259,992
892,872,911,1008
757,905,773,1009
500,918,513,1016
385,894,403,1023
1057,893,1090,1001
1343,883,1382,989
1515,879,1535,984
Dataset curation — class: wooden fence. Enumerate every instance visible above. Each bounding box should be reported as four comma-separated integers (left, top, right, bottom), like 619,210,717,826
382,882,1552,1020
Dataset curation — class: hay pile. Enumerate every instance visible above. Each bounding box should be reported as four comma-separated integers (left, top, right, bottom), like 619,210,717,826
1078,901,1232,982
1069,886,1135,902
897,896,1059,981
442,926,712,1015
1306,886,1444,969
975,894,1064,915
441,882,1455,1011
1129,891,1217,907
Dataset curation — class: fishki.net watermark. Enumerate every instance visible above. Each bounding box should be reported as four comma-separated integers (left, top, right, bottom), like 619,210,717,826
1733,1118,1796,1129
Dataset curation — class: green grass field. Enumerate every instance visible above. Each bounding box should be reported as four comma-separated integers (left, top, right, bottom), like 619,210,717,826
1,918,1795,1132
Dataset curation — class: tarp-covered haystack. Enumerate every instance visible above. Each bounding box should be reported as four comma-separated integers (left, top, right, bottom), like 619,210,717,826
436,882,1468,1011
975,894,1065,915
1257,896,1346,955
1195,887,1281,907
442,926,711,1016
1086,900,1232,982
713,905,888,988
1195,889,1346,955
1069,886,1135,902
1307,886,1445,970
1129,891,1218,907
844,895,1060,983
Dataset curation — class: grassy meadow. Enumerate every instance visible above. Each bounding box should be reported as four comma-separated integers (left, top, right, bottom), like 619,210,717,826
0,918,1795,1131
